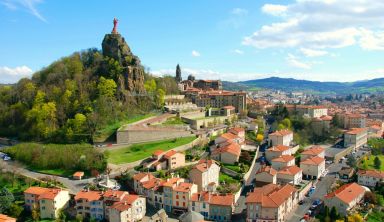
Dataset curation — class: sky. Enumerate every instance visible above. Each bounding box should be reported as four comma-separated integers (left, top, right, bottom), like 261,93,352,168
1,0,384,83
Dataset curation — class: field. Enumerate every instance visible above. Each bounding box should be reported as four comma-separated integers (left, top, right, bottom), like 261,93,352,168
108,136,196,164
361,154,384,171
31,168,75,177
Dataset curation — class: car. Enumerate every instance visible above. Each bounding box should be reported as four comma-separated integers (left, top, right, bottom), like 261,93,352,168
298,200,304,205
3,155,11,161
0,153,5,158
326,160,333,164
307,210,312,215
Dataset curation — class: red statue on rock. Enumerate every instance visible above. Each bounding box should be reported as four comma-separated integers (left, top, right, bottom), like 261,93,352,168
112,18,118,34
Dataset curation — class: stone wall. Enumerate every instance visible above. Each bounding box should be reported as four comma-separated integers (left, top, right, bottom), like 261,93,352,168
116,129,194,144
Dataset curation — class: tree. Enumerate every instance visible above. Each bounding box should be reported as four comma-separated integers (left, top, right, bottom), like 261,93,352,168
330,206,339,220
324,205,331,222
97,76,117,97
364,192,377,204
374,156,382,169
347,155,357,168
31,204,40,221
0,188,14,213
7,204,23,218
347,213,363,222
240,151,252,163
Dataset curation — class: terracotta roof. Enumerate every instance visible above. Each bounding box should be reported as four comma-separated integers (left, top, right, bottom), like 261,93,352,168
245,184,296,208
219,132,239,141
73,171,84,177
278,165,302,176
320,115,333,121
300,156,325,165
24,187,51,196
153,150,164,156
301,146,325,156
357,169,384,179
345,128,367,135
142,178,164,190
164,150,178,158
38,188,63,200
347,113,365,118
269,129,293,137
163,177,183,187
109,194,140,212
324,183,365,204
0,214,16,222
75,190,103,202
173,182,195,192
133,172,154,181
192,159,219,172
223,106,235,110
190,191,234,206
271,155,295,163
230,127,245,133
256,165,277,176
267,145,290,152
212,143,241,157
103,190,127,199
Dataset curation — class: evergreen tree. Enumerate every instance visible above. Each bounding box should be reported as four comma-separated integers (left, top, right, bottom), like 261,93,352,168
330,206,339,221
374,156,382,169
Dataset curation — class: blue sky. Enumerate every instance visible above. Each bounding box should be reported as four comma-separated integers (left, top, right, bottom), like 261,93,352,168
1,0,384,83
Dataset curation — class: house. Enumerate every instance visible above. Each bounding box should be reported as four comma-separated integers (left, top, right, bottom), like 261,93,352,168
268,129,293,146
300,156,325,180
324,183,365,216
368,125,383,138
255,165,277,185
73,171,84,180
311,115,332,136
190,192,234,222
357,169,384,187
228,127,245,142
132,172,156,195
0,214,16,222
265,145,291,162
215,132,243,147
245,184,297,222
172,182,198,215
179,211,206,222
271,155,295,171
75,190,146,222
338,167,355,182
211,143,241,165
301,145,325,161
163,177,185,213
189,159,220,191
24,187,70,219
277,165,303,185
344,128,368,148
343,113,366,129
146,150,186,171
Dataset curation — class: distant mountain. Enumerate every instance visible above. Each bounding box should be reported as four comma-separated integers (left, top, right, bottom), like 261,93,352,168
225,77,384,94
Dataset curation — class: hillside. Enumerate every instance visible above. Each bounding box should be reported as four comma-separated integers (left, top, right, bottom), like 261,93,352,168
0,27,178,143
233,77,384,94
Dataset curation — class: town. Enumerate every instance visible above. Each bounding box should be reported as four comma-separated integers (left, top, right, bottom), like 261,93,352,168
1,2,384,222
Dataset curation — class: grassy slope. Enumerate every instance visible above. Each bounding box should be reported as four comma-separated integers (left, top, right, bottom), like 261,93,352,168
93,113,156,142
108,136,196,164
364,155,384,171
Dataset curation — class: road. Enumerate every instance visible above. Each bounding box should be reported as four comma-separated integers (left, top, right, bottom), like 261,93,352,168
0,158,94,194
287,162,344,222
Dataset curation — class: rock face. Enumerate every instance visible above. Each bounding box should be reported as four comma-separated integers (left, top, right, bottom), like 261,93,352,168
102,33,145,93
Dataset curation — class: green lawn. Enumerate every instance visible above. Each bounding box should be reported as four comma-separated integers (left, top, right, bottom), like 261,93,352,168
161,117,187,125
219,173,239,184
223,164,241,173
32,168,75,177
93,113,156,142
367,210,384,222
108,136,196,164
361,154,384,171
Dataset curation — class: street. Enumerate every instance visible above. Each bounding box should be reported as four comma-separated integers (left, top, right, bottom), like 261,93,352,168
287,162,344,222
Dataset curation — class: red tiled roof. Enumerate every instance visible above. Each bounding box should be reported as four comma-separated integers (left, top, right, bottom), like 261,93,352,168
219,133,239,141
75,190,103,202
24,187,50,196
193,159,219,172
301,146,325,156
153,150,164,156
271,155,295,163
300,156,325,165
73,171,84,177
0,214,16,222
163,177,183,187
357,169,384,179
267,145,290,152
212,143,241,157
245,184,296,208
173,182,195,192
190,191,234,206
223,106,235,110
324,183,365,204
38,189,63,200
269,129,293,137
109,194,140,212
278,165,302,176
345,128,367,135
133,172,154,181
256,165,277,176
164,150,178,158
103,190,126,199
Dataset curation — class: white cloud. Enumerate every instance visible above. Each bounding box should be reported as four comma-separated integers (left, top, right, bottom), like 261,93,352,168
1,0,47,22
243,0,384,50
191,50,201,57
231,8,248,16
261,4,287,16
234,49,244,55
0,65,33,83
300,48,328,57
286,54,311,69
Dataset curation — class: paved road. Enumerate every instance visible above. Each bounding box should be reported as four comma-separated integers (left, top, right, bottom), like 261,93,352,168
287,162,344,222
0,159,94,194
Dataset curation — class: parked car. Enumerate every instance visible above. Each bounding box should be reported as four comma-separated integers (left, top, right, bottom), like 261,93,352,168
299,200,304,205
3,155,11,161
